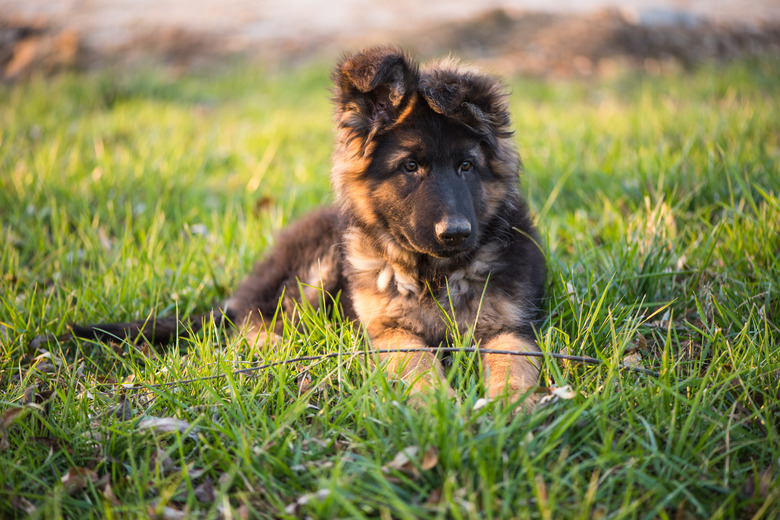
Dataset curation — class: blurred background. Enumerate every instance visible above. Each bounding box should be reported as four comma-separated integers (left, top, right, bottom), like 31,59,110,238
1,0,779,80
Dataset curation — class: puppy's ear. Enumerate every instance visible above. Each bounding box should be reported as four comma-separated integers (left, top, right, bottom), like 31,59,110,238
420,61,513,144
333,47,419,142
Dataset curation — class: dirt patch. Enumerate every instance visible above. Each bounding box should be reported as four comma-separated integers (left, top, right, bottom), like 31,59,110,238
1,7,779,80
410,8,780,76
0,20,81,80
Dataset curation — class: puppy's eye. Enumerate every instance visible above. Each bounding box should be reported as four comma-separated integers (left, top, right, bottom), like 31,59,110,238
459,160,473,173
403,161,418,173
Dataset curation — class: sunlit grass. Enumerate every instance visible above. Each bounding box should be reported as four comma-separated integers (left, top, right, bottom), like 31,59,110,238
1,58,778,518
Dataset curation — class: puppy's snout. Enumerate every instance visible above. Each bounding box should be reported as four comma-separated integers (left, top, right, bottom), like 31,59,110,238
435,217,472,247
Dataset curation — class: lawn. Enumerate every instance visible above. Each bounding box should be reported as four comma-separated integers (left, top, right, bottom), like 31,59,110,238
1,57,778,518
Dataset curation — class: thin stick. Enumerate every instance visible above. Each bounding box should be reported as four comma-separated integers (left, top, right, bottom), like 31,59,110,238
115,346,659,393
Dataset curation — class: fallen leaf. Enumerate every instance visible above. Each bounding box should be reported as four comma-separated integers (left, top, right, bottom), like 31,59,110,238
23,387,36,404
103,482,121,506
31,436,73,454
1,406,24,429
61,466,99,494
383,445,439,477
284,489,331,515
297,369,313,394
537,385,577,407
385,445,419,474
565,281,578,306
10,494,37,514
138,417,196,435
29,333,58,350
551,385,576,400
186,465,208,480
194,480,215,503
424,488,443,506
236,503,250,520
420,446,439,471
33,349,65,367
1,405,26,451
150,448,178,476
148,504,188,520
622,352,643,367
110,397,133,421
472,398,489,411
743,466,774,500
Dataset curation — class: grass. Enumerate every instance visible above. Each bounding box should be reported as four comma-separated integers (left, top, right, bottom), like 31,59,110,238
1,56,778,518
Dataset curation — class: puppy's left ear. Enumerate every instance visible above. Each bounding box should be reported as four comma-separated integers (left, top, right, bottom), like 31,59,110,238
420,63,513,144
333,46,419,143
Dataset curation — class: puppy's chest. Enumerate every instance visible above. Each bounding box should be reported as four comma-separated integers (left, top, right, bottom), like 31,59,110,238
351,253,494,329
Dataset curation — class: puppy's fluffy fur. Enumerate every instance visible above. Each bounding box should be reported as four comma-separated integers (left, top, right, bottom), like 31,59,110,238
71,47,546,405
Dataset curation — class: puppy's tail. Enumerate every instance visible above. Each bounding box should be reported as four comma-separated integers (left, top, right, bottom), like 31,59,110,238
67,310,230,346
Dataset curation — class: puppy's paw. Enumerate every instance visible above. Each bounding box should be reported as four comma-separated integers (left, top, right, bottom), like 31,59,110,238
486,380,539,413
406,377,457,408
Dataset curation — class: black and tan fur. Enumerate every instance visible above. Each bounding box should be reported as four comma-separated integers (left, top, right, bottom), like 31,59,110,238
70,47,546,406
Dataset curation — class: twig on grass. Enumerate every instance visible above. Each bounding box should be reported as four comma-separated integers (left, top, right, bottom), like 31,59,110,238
111,347,660,393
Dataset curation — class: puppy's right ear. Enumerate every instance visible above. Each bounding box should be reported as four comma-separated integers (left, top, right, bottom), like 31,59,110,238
333,47,419,143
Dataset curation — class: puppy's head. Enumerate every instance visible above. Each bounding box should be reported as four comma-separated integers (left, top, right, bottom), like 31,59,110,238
332,48,521,259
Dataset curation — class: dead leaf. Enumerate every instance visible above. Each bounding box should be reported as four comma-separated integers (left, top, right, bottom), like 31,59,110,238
138,417,196,435
236,503,250,520
22,386,36,404
31,436,73,454
186,465,208,480
30,333,58,350
33,349,65,368
383,445,439,477
675,497,688,520
61,466,99,494
297,369,313,394
110,397,133,421
150,448,178,476
424,488,443,506
622,352,643,367
551,385,576,400
743,466,774,499
420,446,439,471
103,482,121,506
537,385,577,407
1,407,24,429
253,195,276,215
565,281,578,306
0,405,26,451
472,398,489,411
284,489,331,515
10,494,37,514
194,480,215,503
385,445,419,474
149,504,188,520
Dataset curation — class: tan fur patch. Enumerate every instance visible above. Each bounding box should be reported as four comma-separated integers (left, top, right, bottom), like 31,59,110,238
481,333,540,409
371,328,453,395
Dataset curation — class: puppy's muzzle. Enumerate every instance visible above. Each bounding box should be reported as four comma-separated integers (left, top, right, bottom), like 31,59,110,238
435,217,472,248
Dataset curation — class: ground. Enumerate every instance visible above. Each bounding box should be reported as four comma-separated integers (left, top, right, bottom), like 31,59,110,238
1,0,779,79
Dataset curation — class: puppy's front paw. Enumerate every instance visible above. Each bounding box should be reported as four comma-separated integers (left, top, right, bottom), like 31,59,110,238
404,376,457,408
486,380,539,413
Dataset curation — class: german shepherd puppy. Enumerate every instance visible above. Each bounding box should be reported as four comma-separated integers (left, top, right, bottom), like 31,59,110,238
70,47,546,406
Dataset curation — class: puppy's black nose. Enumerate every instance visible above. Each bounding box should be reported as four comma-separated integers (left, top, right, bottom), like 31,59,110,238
435,218,471,247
